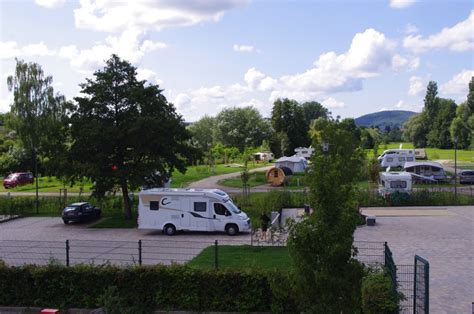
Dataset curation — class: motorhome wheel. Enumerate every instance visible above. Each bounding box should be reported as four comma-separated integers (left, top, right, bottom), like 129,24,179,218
225,224,239,236
164,224,176,236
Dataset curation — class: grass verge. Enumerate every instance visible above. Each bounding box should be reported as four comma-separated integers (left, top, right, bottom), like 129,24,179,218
188,245,291,270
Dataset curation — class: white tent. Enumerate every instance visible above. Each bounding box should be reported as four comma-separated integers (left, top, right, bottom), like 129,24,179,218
275,156,308,173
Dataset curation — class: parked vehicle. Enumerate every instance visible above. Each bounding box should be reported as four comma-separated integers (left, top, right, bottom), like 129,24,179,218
378,172,412,197
459,170,474,184
62,202,101,224
378,149,416,168
404,161,447,182
2,172,34,189
138,188,251,236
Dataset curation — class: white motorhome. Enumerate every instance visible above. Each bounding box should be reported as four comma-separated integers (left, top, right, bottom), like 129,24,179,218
377,149,415,168
138,188,251,236
378,172,412,197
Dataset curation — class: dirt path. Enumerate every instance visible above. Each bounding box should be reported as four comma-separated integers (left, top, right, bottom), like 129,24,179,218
187,166,273,190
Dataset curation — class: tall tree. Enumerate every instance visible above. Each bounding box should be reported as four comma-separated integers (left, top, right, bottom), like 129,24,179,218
403,114,427,148
215,106,272,152
288,117,365,312
424,81,438,118
271,98,310,155
188,115,217,152
302,101,329,125
70,55,195,219
427,98,457,148
7,59,70,175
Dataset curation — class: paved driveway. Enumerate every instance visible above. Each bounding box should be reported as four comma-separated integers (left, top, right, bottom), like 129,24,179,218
355,206,473,314
0,217,250,266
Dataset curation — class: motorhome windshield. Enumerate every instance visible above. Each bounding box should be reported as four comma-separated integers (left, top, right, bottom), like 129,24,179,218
225,200,241,214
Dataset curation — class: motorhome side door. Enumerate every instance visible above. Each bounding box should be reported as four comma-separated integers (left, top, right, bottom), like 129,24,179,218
211,202,231,232
190,198,211,231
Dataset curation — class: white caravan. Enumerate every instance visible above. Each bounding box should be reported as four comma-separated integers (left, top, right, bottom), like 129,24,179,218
378,172,412,197
138,188,251,236
377,149,416,168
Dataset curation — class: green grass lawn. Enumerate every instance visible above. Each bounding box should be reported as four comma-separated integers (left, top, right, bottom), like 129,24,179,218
188,245,291,270
171,162,271,188
219,171,308,189
0,176,93,193
368,142,474,162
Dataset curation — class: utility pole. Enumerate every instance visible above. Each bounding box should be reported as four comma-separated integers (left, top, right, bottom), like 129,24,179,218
34,146,39,214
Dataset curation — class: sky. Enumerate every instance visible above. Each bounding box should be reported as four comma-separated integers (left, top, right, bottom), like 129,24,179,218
0,0,473,122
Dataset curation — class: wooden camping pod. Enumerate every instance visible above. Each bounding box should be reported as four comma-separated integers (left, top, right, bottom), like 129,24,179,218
266,166,293,186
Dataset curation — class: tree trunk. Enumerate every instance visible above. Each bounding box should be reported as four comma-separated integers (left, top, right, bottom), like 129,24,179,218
121,180,132,220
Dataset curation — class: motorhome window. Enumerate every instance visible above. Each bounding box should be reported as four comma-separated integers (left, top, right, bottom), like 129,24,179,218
407,157,414,161
150,201,159,210
381,180,385,187
399,157,405,161
194,202,206,212
390,181,407,188
386,157,393,162
226,201,242,214
214,203,226,215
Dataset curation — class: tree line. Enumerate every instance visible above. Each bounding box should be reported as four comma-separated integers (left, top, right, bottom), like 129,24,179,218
404,79,474,149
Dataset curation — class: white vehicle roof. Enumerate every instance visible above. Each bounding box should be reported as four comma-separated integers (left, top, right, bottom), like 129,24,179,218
403,161,444,170
139,188,230,202
380,172,412,180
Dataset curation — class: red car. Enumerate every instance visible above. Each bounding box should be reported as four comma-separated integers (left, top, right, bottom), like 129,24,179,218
3,172,34,189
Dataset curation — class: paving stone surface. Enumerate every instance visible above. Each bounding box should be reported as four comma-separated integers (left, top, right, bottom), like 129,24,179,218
355,206,473,314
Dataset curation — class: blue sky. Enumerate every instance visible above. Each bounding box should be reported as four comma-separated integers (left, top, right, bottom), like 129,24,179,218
1,0,473,121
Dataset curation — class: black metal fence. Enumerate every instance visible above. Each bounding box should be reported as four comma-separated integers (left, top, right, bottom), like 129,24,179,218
414,255,429,314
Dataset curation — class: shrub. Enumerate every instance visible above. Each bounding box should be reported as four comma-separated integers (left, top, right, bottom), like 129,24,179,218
361,271,398,314
0,263,296,312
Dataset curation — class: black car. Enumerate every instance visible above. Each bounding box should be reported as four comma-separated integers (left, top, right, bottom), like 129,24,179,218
459,170,474,184
62,202,101,224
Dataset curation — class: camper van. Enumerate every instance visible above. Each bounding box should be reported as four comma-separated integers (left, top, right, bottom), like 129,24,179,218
377,149,415,168
378,172,412,197
138,188,251,236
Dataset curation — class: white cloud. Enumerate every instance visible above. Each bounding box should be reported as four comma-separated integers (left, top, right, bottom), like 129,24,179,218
392,99,422,112
74,0,248,33
136,68,163,85
58,28,167,72
404,11,474,53
390,0,416,9
35,0,65,9
267,28,400,101
322,97,345,109
408,76,424,96
392,54,419,71
405,23,419,34
173,93,191,110
440,69,474,95
0,41,56,59
233,44,259,53
244,68,277,91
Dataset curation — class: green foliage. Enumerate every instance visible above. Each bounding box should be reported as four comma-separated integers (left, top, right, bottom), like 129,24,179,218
288,117,366,312
215,106,273,152
187,115,217,152
426,98,457,148
271,98,312,156
450,103,472,149
69,55,196,219
361,271,399,314
0,263,296,312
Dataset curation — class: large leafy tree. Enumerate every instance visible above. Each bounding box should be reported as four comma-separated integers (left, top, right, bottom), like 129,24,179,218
215,106,272,152
427,98,457,148
6,59,70,176
187,115,217,152
70,55,195,219
271,98,310,155
302,101,329,125
288,117,365,312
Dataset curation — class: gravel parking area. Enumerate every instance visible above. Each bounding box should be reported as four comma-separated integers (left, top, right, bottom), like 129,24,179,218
0,217,250,266
355,206,473,314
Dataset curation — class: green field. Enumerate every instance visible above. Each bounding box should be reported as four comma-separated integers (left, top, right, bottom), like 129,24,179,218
0,176,93,193
188,245,291,270
369,142,474,162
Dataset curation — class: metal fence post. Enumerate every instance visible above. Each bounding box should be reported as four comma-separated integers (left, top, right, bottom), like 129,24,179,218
138,240,142,266
424,260,429,314
214,240,218,269
413,257,417,314
66,240,70,267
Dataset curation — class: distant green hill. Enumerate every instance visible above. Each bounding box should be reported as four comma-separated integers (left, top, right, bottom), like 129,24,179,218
355,110,417,129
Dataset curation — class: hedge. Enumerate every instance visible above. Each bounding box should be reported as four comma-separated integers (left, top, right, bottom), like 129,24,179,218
0,263,297,313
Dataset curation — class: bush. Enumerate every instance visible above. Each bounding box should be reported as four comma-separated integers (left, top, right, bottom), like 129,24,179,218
361,271,398,314
0,263,296,312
